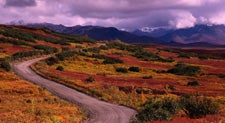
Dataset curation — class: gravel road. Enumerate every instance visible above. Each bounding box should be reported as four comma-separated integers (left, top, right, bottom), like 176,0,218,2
12,57,137,123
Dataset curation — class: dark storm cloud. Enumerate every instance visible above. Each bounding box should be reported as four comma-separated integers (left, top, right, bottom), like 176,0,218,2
5,0,36,7
57,0,221,19
1,0,225,30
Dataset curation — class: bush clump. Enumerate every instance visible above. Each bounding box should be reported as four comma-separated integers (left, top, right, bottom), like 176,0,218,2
56,50,78,61
128,66,140,72
86,77,95,83
12,51,41,60
219,74,225,78
56,66,64,71
137,94,221,122
2,27,35,42
187,81,200,86
0,60,11,71
168,84,176,90
83,47,101,53
180,94,220,118
46,57,59,66
178,52,191,58
133,50,160,61
198,55,208,60
0,37,30,46
116,67,128,73
103,57,123,64
167,63,201,76
137,97,179,122
142,75,153,79
33,45,58,54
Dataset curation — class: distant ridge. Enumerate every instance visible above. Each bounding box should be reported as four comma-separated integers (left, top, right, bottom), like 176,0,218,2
10,21,225,47
133,24,225,45
21,23,163,44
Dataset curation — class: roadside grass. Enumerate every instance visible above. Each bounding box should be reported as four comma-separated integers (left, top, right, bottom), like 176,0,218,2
0,70,86,122
50,55,169,78
31,61,144,108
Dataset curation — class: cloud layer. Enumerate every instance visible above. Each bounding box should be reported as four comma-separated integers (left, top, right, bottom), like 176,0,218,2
5,0,36,7
0,0,225,30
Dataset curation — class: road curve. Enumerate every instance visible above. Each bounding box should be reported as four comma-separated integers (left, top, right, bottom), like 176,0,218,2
12,57,137,123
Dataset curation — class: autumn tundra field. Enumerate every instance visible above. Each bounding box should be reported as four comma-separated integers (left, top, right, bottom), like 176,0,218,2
0,25,225,122
0,25,90,122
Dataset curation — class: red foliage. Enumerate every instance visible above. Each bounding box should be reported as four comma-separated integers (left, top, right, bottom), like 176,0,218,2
36,40,62,48
175,58,225,75
0,43,33,54
147,110,225,123
108,54,173,70
50,68,176,90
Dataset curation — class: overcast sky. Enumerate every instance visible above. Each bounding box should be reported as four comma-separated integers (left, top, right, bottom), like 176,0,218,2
1,0,225,30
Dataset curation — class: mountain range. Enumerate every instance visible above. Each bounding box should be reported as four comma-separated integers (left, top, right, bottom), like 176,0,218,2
10,22,225,46
133,24,225,45
23,23,163,44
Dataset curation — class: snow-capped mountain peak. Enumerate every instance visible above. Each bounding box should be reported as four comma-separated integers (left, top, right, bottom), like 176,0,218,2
139,26,169,32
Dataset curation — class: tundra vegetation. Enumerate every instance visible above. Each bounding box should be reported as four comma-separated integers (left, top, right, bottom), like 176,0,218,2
33,40,225,122
0,25,224,122
0,25,88,122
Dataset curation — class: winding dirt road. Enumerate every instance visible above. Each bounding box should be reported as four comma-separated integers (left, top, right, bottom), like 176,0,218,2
12,57,137,123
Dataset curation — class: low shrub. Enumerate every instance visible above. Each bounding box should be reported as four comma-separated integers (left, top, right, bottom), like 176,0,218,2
142,76,153,79
56,51,77,61
2,27,35,42
162,57,175,63
168,84,176,90
135,88,152,94
33,45,58,54
103,57,123,64
91,54,123,64
128,66,140,72
137,97,180,122
180,94,220,118
198,55,208,60
178,52,190,58
98,45,108,50
83,47,101,53
133,50,161,61
154,70,167,74
86,77,95,83
56,66,64,71
0,60,11,71
116,67,128,73
187,81,200,86
219,74,225,78
12,51,41,60
0,37,30,46
46,57,58,66
91,54,107,59
106,40,128,50
167,63,201,76
137,94,220,121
